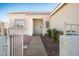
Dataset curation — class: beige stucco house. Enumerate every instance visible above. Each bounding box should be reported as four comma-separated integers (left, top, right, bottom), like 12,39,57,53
9,3,79,36
9,12,51,36
50,3,79,32
8,12,51,56
49,3,79,56
7,3,79,56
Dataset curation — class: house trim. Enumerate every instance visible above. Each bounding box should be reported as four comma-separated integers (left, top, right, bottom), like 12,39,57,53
49,3,66,17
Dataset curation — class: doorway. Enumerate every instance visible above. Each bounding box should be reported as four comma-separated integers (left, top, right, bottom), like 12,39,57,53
33,19,43,35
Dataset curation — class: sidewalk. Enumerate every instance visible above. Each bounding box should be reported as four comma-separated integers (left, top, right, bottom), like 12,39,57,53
24,36,47,56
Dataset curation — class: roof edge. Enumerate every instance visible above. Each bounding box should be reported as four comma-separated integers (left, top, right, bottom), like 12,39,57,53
49,3,65,17
8,11,51,15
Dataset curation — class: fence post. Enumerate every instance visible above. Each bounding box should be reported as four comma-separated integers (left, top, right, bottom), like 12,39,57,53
6,28,10,56
22,29,23,56
64,23,67,35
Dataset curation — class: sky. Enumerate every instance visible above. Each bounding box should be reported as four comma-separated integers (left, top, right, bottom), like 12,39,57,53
0,3,58,23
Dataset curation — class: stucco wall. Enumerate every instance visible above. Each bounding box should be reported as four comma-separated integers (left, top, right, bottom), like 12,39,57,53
50,3,79,31
9,14,29,35
9,14,49,36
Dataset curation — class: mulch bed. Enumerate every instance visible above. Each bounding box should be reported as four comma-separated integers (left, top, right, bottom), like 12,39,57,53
41,35,59,56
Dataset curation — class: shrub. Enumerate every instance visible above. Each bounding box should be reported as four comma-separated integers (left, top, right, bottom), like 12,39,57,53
47,29,52,38
52,28,63,42
47,28,63,42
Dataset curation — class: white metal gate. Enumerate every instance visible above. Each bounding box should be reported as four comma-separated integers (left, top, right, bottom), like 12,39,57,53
11,35,23,56
0,36,7,56
60,23,79,56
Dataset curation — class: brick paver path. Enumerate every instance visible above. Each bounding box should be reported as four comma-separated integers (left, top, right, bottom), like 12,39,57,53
24,36,47,56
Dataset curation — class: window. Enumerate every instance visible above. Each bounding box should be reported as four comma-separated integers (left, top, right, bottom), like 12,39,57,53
14,19,25,29
46,21,49,28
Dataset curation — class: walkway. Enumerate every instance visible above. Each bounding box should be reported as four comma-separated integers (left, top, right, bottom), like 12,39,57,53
24,36,47,56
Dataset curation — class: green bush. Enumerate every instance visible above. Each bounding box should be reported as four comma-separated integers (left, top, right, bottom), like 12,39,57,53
47,28,63,42
52,28,63,42
47,29,52,38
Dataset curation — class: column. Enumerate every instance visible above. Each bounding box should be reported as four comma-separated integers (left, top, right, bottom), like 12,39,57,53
28,18,33,36
43,19,46,36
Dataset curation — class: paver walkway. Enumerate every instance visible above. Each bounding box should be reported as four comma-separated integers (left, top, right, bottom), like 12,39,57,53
24,36,47,56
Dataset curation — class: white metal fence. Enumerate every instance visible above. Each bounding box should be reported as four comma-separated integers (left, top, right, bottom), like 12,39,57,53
60,23,79,56
10,28,23,56
11,35,23,56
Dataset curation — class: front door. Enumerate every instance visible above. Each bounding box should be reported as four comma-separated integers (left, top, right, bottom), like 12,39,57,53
0,36,7,56
33,19,43,35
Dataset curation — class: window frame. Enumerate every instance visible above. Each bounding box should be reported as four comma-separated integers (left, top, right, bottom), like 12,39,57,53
14,19,25,30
